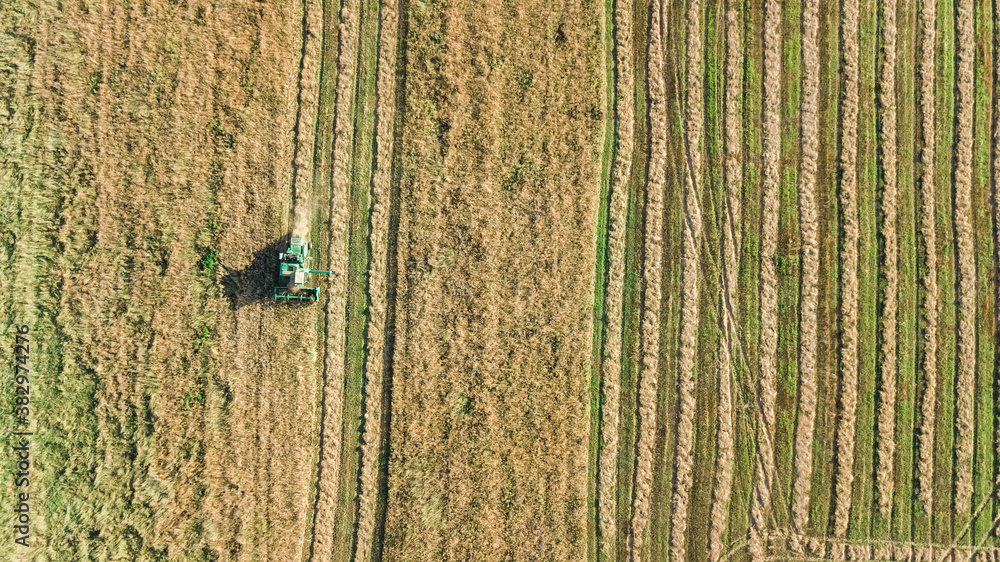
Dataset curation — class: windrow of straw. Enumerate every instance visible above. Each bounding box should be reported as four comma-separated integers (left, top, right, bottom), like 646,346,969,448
670,0,703,558
355,0,400,560
792,0,820,534
311,0,360,557
707,0,741,558
916,0,937,513
833,0,860,538
630,0,666,556
952,0,976,521
874,0,898,517
599,0,634,556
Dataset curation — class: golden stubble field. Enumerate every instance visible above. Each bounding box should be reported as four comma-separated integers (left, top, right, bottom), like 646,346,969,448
381,0,604,559
5,0,1000,561
1,0,324,559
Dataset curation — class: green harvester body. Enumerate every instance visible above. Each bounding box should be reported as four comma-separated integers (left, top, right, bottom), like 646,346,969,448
274,237,330,302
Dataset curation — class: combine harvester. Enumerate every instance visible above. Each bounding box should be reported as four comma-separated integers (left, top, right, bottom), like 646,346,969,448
274,237,330,302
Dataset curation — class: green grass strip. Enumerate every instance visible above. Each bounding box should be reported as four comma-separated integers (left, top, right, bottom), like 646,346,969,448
808,0,840,540
725,1,763,558
688,0,724,556
970,0,995,547
848,0,879,543
616,2,647,557
891,0,918,544
773,0,802,532
589,0,617,557
931,0,956,545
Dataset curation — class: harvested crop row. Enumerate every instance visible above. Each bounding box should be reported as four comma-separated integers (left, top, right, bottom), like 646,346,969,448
669,0,703,558
629,0,666,556
833,0,860,538
354,0,399,560
791,0,820,535
915,0,937,513
874,0,898,517
751,0,781,549
310,0,360,557
952,0,975,522
758,0,780,457
707,2,742,557
598,0,633,556
291,0,323,239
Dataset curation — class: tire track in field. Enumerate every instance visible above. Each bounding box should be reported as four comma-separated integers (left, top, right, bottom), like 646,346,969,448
953,0,976,522
309,0,360,557
707,1,741,558
792,0,820,535
670,0,702,558
354,0,400,559
752,0,781,552
916,0,937,515
833,0,860,538
599,0,633,556
875,0,898,518
629,0,665,556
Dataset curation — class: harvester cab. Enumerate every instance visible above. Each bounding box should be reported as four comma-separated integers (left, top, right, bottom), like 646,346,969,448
274,237,330,302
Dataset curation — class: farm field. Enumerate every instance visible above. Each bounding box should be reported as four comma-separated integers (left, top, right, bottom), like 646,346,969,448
2,0,1000,560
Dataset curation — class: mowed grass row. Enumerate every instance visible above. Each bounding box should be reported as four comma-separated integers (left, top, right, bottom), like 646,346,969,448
773,0,801,532
725,0,764,558
891,0,918,546
848,0,878,547
614,0,648,556
931,0,956,547
688,0,725,557
808,0,841,543
354,0,396,556
972,0,996,549
650,0,687,556
310,0,365,558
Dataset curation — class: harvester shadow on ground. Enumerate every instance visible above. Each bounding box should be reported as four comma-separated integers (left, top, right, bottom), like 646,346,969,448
218,238,298,310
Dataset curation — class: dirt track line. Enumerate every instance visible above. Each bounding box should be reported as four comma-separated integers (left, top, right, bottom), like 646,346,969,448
628,0,665,557
707,1,741,558
875,0,898,517
309,0,360,558
791,0,820,534
354,0,399,560
670,0,702,559
832,0,860,538
953,0,976,522
599,0,633,556
916,0,937,514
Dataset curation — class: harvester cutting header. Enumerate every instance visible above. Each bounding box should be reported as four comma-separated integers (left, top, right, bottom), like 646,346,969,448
274,237,330,302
